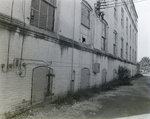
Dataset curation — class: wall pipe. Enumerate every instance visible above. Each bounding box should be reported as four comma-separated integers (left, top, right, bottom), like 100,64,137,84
6,0,14,72
71,0,76,84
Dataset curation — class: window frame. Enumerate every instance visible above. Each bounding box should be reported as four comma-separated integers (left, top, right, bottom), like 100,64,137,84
30,0,56,31
113,31,117,56
114,0,118,19
121,7,124,28
101,20,108,51
126,17,128,35
81,2,92,29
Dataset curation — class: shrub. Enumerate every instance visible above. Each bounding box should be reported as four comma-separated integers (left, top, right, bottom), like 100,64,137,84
118,66,131,80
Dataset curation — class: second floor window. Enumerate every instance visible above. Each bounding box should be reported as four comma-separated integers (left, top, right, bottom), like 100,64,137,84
126,17,128,35
113,31,117,56
30,0,56,31
114,0,118,19
81,4,91,28
101,21,107,51
130,25,131,39
121,7,124,28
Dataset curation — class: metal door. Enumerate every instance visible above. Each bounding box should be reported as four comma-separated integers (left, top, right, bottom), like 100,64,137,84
81,68,90,89
31,66,53,104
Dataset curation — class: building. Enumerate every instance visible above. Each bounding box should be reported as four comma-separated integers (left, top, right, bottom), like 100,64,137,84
0,0,138,116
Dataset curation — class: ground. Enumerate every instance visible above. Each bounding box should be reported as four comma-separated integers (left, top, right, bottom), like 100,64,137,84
13,75,150,119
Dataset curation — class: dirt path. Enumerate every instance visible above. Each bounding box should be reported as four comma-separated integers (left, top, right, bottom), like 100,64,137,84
14,76,150,119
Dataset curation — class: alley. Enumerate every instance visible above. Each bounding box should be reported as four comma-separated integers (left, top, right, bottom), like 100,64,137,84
14,76,150,119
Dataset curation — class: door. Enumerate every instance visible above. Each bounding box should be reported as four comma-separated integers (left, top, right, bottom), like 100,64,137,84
102,69,107,84
81,68,90,89
31,66,53,104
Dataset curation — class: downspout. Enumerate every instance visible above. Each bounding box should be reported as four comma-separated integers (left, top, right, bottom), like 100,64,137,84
7,0,14,71
20,0,26,70
92,13,95,86
71,0,76,82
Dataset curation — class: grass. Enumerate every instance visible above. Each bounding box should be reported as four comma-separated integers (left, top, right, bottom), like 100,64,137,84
52,76,141,105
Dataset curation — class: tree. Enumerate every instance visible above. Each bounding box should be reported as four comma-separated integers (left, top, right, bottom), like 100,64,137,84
139,57,150,72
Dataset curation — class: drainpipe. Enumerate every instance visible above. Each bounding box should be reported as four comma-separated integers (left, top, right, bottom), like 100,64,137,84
6,0,14,71
71,0,76,85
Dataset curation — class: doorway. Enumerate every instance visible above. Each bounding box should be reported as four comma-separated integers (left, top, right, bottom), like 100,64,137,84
31,66,53,104
81,68,90,89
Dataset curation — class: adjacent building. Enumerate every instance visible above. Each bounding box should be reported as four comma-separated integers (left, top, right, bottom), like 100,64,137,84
0,0,138,116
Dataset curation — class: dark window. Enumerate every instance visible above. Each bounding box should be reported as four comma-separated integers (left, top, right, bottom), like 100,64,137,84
30,0,56,31
82,37,86,43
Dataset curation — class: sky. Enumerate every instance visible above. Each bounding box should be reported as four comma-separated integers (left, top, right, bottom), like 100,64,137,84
134,0,150,62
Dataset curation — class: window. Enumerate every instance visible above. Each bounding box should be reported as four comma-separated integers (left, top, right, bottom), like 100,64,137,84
81,3,91,28
126,42,128,60
30,0,56,31
126,17,128,34
121,7,124,28
114,0,118,19
130,25,131,39
101,21,107,51
121,38,124,58
113,31,117,56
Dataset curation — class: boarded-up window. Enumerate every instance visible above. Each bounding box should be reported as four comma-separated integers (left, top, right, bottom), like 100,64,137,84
31,0,56,31
81,4,91,28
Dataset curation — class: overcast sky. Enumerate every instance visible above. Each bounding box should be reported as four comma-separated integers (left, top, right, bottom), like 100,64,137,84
134,0,150,62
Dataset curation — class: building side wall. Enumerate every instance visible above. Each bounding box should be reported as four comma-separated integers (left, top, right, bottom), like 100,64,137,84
0,0,138,116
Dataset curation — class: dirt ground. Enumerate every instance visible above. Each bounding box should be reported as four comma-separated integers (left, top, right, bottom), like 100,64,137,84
14,76,150,119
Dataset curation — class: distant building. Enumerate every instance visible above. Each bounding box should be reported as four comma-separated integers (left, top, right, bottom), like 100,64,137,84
0,0,138,116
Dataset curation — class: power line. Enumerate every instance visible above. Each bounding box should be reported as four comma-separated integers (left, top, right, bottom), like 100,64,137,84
100,0,149,9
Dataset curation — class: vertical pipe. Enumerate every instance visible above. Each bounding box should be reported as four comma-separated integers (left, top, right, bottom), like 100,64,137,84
20,0,26,70
7,0,14,71
71,0,76,82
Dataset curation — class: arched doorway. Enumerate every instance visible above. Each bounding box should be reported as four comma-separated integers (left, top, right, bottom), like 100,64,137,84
31,66,53,104
102,69,107,84
81,68,90,89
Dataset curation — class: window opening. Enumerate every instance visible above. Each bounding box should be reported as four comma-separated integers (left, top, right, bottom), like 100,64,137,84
30,0,56,31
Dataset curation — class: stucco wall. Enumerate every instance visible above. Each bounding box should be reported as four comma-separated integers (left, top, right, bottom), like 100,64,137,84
0,0,138,116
